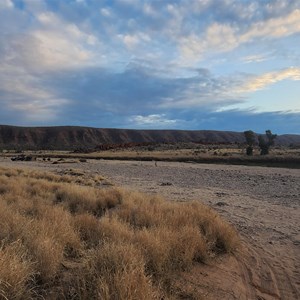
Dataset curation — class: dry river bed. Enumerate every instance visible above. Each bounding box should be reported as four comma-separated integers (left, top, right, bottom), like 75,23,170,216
1,157,299,299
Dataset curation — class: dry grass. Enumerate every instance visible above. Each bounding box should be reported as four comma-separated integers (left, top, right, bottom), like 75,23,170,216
0,166,239,299
2,146,300,168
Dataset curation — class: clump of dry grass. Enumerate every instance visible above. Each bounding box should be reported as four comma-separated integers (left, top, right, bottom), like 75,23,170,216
0,241,35,300
85,241,157,299
54,184,122,216
0,166,239,299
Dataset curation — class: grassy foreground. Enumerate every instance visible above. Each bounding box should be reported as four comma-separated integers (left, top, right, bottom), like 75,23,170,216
0,167,239,299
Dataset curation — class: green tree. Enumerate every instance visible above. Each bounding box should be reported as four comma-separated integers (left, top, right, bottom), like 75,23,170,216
258,130,277,155
244,130,255,156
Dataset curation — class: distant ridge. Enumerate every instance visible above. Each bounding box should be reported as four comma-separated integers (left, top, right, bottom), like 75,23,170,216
0,125,299,150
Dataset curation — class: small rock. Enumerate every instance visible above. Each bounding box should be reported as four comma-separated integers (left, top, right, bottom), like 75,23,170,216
160,182,173,186
215,201,228,207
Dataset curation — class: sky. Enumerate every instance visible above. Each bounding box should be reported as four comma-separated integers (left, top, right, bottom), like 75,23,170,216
0,0,300,134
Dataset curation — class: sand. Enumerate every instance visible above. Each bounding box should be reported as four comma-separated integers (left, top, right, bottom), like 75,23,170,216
1,157,299,299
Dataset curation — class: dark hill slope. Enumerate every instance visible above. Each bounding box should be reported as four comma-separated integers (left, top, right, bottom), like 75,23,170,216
0,125,299,150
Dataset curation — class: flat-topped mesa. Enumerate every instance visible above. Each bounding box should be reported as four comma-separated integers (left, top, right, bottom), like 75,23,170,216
0,125,299,150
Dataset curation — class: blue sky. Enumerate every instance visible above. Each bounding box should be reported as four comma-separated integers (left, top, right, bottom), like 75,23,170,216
0,0,299,134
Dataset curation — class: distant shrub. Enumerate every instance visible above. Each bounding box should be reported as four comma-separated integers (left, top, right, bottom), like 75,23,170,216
244,130,255,156
258,130,277,155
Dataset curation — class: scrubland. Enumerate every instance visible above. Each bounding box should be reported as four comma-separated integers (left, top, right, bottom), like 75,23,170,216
2,143,300,168
0,167,239,299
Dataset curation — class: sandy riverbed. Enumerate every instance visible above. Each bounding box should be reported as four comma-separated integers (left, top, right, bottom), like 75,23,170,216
1,157,299,299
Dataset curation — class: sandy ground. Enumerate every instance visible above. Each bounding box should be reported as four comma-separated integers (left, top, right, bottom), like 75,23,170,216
1,157,299,299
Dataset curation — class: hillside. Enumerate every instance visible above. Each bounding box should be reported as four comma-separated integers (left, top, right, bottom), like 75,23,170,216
0,125,299,150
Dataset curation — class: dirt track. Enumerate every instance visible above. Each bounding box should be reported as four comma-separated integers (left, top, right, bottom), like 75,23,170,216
1,157,299,299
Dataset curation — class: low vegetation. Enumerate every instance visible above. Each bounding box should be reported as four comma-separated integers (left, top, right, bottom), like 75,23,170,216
258,130,277,155
0,167,239,299
244,129,278,156
244,130,256,156
3,140,300,169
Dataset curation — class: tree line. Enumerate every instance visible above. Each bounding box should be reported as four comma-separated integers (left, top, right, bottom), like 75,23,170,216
244,130,277,156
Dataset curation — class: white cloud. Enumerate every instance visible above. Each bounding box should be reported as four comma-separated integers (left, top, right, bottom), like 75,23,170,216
235,67,300,94
130,114,177,125
31,30,92,69
179,9,300,63
119,32,150,49
0,64,70,122
241,54,271,64
241,9,300,41
143,3,156,16
30,12,100,69
0,0,14,9
0,10,100,121
122,34,139,48
180,23,238,62
2,12,101,72
159,67,300,110
100,7,111,17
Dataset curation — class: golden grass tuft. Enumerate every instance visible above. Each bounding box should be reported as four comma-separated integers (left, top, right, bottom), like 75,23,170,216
0,241,35,300
54,185,122,216
85,241,157,299
0,166,239,299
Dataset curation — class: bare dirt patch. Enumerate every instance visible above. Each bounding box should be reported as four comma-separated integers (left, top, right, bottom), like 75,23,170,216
1,157,299,299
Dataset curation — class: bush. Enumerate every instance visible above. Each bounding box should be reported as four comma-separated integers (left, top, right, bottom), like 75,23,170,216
258,130,277,155
244,130,255,156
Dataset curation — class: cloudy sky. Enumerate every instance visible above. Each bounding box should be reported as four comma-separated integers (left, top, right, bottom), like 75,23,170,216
0,0,300,133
